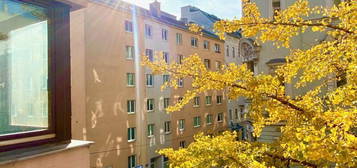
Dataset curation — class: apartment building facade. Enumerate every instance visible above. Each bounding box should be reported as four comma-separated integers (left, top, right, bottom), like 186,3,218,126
67,0,228,167
180,5,252,139
242,0,338,142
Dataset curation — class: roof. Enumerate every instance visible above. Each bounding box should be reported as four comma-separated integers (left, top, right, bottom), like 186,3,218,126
90,0,221,40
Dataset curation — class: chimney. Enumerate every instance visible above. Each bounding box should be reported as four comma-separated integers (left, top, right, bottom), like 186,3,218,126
150,0,161,17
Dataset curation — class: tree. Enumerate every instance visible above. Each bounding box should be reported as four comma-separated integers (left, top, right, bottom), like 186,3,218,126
143,0,356,167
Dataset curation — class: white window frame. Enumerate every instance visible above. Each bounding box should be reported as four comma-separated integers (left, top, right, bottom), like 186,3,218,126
193,97,200,107
193,116,201,128
162,29,168,41
147,99,155,112
206,114,213,125
145,24,153,38
205,96,212,105
146,74,154,87
178,119,185,131
191,37,198,47
128,127,136,142
127,100,135,114
217,113,224,122
164,121,171,134
127,73,135,87
148,124,154,137
126,45,134,60
125,20,133,32
176,33,182,45
214,44,221,53
216,95,222,104
163,98,170,109
128,155,136,168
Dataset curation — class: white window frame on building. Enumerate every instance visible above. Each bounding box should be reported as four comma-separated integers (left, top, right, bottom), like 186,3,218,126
163,75,170,84
204,59,211,69
147,99,155,112
146,49,154,62
217,113,224,122
214,43,221,53
193,97,200,107
126,45,135,60
147,124,154,137
191,37,198,47
178,119,185,131
203,40,210,49
146,74,154,87
127,73,135,86
179,140,186,148
206,114,213,125
128,127,136,142
127,100,135,114
164,121,171,134
128,155,136,168
178,78,184,87
215,61,221,70
216,95,223,104
177,54,184,64
163,98,170,109
162,29,168,40
163,52,169,63
176,33,182,45
125,20,133,32
193,116,201,127
145,24,153,38
205,96,212,105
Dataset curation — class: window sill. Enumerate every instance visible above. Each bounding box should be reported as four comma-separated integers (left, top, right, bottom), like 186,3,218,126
206,104,212,106
217,121,223,123
206,123,212,126
127,85,135,88
165,132,171,135
0,140,93,166
179,129,185,132
193,126,201,128
147,135,154,138
127,140,136,143
146,85,154,88
193,105,200,108
128,112,136,115
147,110,154,113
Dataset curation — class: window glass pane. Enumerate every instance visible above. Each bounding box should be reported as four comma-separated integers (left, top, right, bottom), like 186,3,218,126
0,0,49,135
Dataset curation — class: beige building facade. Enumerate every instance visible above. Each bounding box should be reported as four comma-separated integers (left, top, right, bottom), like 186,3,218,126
68,0,228,168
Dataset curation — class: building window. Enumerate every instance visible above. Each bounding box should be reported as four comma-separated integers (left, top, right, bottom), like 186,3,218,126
229,109,233,121
163,75,170,84
206,96,212,105
164,121,171,133
239,105,245,119
176,33,182,45
272,0,281,17
127,100,135,114
203,40,210,49
226,45,230,56
178,78,184,87
163,98,170,109
146,49,154,62
191,37,198,47
125,20,133,32
235,108,239,119
145,24,152,38
247,61,255,74
146,74,154,87
163,156,169,168
206,114,213,125
126,46,135,59
216,95,223,104
162,29,168,40
193,97,200,107
232,47,236,58
127,73,135,86
215,61,222,70
217,113,224,122
148,124,154,137
193,116,201,127
147,99,155,111
163,52,169,63
178,97,184,104
204,59,211,69
178,119,185,130
128,127,136,141
179,141,186,148
0,0,71,151
214,44,221,53
178,55,184,64
128,155,136,168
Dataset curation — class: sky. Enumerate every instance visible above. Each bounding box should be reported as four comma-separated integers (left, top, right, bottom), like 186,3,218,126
122,0,242,19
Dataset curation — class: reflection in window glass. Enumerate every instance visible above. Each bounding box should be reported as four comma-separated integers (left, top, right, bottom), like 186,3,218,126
0,0,48,135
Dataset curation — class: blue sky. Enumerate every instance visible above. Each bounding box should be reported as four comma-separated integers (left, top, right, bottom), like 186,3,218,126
122,0,242,19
